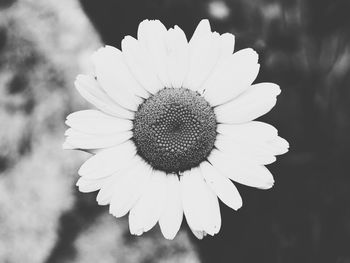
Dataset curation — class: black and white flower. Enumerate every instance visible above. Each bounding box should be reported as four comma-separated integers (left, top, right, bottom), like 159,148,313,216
64,19,289,240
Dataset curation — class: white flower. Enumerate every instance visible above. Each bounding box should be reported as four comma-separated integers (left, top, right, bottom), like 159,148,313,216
64,19,289,240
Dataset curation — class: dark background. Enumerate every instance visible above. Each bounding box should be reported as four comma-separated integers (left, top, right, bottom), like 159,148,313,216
1,0,350,262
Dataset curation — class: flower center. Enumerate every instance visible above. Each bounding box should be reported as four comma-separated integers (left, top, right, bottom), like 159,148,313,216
132,88,217,174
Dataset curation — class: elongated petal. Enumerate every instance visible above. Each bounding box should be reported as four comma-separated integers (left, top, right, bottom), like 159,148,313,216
181,168,221,235
268,136,289,155
64,128,132,150
166,26,189,88
96,175,121,205
200,161,242,210
109,157,152,218
217,121,277,139
188,19,212,48
129,170,167,235
122,36,163,94
183,21,221,91
219,33,235,61
215,82,281,123
208,149,275,189
75,74,134,119
138,20,171,87
159,175,183,240
65,110,132,135
78,141,136,179
92,46,146,110
180,169,203,231
216,122,289,162
215,134,277,165
202,182,221,235
76,177,105,193
95,156,145,206
203,48,260,106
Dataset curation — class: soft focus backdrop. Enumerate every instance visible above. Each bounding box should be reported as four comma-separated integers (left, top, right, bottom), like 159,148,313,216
1,0,350,262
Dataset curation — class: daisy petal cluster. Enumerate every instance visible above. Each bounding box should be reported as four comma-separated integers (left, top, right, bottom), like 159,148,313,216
64,19,289,240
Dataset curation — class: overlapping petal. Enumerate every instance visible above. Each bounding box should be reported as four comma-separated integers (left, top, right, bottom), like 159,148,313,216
78,140,136,179
200,161,242,210
74,74,134,119
215,82,281,123
122,36,164,94
65,110,132,135
183,20,222,91
129,170,167,235
216,121,289,162
109,157,152,218
63,128,132,150
208,149,275,189
137,20,171,88
165,26,189,88
76,176,106,193
159,175,183,240
181,168,221,237
203,48,260,106
92,46,147,110
218,33,235,62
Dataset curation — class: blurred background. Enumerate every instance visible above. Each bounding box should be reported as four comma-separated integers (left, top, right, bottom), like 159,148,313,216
1,0,350,262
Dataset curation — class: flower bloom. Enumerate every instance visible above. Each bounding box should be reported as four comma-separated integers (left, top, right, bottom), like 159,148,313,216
64,19,289,240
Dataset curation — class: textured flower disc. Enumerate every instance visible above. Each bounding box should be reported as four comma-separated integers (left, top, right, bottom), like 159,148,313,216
133,88,217,173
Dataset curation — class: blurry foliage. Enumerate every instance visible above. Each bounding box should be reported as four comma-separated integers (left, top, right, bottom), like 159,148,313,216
80,0,350,262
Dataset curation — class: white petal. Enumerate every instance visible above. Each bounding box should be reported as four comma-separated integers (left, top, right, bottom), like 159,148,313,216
122,36,163,94
109,157,152,218
215,82,281,123
217,121,277,139
180,168,203,231
166,26,189,88
78,141,136,179
159,175,183,240
129,170,167,235
200,161,242,210
64,128,132,150
96,175,120,205
268,136,289,155
92,46,146,110
183,21,221,91
66,110,132,135
203,48,260,106
218,33,235,62
95,156,144,206
215,134,277,165
74,74,134,119
190,229,207,240
138,20,171,87
208,149,275,189
216,121,289,163
188,19,212,48
201,182,221,235
181,168,221,235
76,177,105,193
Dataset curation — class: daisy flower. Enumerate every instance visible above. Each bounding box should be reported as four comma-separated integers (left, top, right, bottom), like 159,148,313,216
63,19,289,240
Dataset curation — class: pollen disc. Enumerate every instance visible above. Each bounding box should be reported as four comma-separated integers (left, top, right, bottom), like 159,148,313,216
133,88,217,173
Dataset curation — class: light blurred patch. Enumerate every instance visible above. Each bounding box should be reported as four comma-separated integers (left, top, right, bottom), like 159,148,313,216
207,0,230,20
71,214,200,263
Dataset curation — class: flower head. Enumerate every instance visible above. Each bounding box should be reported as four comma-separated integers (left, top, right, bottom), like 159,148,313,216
64,19,289,240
